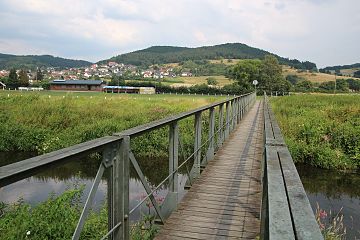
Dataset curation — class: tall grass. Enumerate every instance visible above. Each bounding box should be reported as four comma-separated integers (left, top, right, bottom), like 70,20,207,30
271,94,360,170
0,92,223,157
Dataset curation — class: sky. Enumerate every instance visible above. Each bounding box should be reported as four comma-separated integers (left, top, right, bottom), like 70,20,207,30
0,0,359,67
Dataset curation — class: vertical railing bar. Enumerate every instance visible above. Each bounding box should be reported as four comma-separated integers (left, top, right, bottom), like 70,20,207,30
72,163,106,240
206,107,215,162
225,101,230,139
194,112,202,178
218,104,224,147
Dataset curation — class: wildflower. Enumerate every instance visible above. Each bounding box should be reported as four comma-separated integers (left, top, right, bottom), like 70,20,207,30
319,210,327,219
26,230,31,236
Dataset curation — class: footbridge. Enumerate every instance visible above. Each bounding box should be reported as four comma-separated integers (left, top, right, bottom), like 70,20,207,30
0,93,322,239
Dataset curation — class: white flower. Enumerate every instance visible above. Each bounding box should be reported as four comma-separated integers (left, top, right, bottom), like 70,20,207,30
26,231,31,236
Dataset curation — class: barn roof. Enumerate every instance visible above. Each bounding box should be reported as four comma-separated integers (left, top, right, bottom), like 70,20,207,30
50,80,104,85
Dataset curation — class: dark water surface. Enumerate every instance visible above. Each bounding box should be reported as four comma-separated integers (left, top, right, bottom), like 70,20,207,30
297,165,360,239
0,152,188,222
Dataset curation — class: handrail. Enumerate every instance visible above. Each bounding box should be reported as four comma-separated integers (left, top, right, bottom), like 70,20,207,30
0,92,256,240
261,93,323,239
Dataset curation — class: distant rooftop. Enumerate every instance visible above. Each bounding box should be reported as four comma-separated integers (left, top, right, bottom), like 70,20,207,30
50,79,104,85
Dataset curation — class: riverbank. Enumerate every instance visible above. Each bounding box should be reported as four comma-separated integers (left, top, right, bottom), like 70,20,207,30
271,94,360,170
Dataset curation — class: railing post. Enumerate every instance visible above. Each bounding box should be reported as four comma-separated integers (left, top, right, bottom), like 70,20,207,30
225,101,230,139
169,122,179,194
230,100,234,131
218,104,224,147
161,121,179,219
122,136,130,240
194,112,202,176
206,107,215,162
107,136,129,240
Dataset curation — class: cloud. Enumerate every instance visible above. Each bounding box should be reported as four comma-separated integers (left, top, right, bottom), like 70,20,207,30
0,0,358,66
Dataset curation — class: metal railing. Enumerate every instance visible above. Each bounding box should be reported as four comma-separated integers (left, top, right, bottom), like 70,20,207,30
260,94,323,239
0,92,256,240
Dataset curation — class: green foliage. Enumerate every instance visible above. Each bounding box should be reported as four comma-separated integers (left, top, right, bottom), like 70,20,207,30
109,74,126,86
228,55,291,92
5,68,19,88
295,80,313,92
0,186,158,240
286,74,304,85
346,78,360,91
102,43,316,70
271,95,360,170
353,70,360,78
36,68,44,81
206,77,219,85
18,69,29,87
0,53,92,70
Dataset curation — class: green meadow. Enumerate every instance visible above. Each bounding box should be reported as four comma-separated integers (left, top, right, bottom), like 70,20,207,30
271,94,360,170
0,90,225,156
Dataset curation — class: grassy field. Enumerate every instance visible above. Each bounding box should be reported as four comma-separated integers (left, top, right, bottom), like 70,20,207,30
271,94,360,170
0,90,225,156
282,66,360,83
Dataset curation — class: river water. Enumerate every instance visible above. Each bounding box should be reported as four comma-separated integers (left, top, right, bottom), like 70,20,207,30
0,152,188,223
1,152,359,238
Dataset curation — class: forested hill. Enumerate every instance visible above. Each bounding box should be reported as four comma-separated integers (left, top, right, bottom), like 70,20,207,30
103,43,317,70
320,63,360,71
0,53,92,69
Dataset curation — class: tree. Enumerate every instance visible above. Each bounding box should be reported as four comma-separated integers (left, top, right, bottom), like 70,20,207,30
346,78,360,91
206,77,219,86
259,55,291,92
7,68,19,88
354,70,360,78
36,68,44,81
18,69,29,87
295,80,313,92
286,74,303,85
227,59,261,89
110,75,125,86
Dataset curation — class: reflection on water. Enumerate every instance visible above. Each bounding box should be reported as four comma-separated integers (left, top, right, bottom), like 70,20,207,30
0,152,188,222
297,165,360,239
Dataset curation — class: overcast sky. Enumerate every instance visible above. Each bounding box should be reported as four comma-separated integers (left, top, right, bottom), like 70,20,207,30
0,0,359,67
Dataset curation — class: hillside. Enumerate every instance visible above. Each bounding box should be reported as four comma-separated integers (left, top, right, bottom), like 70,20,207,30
319,63,360,77
283,66,360,83
102,43,317,70
0,53,92,70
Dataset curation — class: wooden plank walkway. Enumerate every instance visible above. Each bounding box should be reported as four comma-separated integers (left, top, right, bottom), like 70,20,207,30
155,100,264,240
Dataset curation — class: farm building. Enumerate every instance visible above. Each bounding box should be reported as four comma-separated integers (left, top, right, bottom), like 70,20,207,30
103,86,155,94
50,80,105,91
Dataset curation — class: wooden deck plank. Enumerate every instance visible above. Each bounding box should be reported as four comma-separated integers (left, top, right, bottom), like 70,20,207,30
155,100,264,240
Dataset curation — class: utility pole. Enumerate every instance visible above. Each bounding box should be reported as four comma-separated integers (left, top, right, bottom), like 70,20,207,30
334,72,337,94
